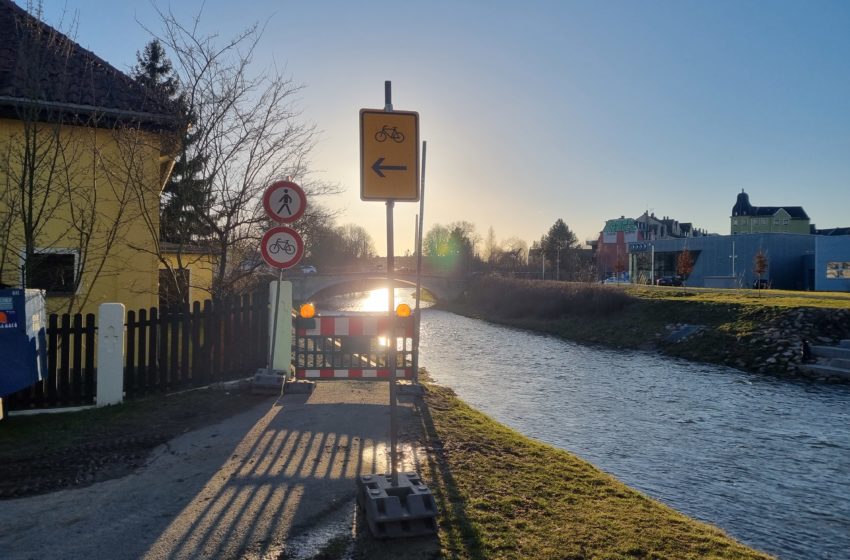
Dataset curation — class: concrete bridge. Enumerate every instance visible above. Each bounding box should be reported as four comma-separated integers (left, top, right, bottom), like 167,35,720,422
287,272,467,303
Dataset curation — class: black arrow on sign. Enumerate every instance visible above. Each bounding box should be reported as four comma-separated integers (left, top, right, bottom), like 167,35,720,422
371,157,408,178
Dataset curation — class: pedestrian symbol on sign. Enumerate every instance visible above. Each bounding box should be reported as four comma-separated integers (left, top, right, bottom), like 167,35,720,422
278,189,293,216
263,181,306,223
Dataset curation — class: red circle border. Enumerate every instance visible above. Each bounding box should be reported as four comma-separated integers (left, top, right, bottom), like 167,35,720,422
260,225,305,269
262,181,307,223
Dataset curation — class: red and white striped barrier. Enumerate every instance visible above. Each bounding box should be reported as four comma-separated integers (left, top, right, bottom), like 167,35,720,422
296,315,414,337
295,314,415,381
297,368,412,379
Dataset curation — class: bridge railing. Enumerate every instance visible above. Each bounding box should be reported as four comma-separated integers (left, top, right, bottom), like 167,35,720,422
293,313,414,380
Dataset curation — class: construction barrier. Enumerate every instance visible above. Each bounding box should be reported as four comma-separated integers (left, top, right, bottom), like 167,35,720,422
294,314,415,380
356,472,437,538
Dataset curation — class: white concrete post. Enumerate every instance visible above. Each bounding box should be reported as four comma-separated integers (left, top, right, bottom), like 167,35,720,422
269,281,293,373
97,303,125,407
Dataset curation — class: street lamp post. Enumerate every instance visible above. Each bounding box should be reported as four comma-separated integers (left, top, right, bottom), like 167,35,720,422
541,248,545,280
556,245,561,281
730,240,738,277
650,244,655,285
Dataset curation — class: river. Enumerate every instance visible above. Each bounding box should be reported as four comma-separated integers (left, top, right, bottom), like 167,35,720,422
325,289,850,560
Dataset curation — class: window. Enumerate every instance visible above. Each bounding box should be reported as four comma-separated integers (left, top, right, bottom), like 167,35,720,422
25,251,77,294
826,262,850,279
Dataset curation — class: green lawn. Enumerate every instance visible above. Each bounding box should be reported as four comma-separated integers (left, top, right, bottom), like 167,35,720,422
625,284,850,309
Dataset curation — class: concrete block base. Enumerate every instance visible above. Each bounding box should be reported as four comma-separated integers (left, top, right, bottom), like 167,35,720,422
356,472,437,538
396,382,424,396
284,380,315,394
251,370,286,395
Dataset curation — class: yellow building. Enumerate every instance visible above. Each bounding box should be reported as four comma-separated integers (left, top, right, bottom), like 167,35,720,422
0,1,179,315
160,243,218,308
730,190,811,235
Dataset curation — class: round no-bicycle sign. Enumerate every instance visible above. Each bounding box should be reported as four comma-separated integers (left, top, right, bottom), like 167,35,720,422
263,181,306,223
261,225,304,269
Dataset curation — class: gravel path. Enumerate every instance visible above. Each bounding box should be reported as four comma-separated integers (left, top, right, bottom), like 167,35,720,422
0,381,429,560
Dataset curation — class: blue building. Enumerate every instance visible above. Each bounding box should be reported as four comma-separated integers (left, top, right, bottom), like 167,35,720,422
815,236,850,292
627,233,850,291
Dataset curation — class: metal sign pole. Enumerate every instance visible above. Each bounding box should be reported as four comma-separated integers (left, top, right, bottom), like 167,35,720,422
413,140,427,384
387,199,399,488
354,81,437,539
384,81,399,488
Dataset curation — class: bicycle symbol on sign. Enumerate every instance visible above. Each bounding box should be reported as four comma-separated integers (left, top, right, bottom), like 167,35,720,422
269,237,295,255
374,125,405,143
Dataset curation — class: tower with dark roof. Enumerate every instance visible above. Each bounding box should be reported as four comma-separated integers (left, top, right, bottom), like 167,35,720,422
730,190,810,235
732,189,753,217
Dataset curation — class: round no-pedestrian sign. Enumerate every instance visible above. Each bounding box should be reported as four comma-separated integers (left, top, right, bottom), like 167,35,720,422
261,225,304,269
263,181,307,223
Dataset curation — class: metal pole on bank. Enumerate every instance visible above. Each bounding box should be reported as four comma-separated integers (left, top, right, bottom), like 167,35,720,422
384,80,400,488
413,141,427,384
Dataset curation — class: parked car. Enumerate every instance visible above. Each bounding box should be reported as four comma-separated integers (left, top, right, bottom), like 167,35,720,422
752,278,770,289
656,276,683,287
300,265,317,275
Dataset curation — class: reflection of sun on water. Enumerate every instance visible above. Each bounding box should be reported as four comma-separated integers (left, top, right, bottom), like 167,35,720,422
324,287,431,313
360,288,391,312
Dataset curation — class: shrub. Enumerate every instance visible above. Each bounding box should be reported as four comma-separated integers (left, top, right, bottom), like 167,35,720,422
462,275,635,319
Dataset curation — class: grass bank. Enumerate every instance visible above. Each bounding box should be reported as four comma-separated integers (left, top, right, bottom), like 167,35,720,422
443,276,850,377
408,377,773,560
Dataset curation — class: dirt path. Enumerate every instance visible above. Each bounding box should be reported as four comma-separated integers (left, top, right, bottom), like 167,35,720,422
0,382,437,560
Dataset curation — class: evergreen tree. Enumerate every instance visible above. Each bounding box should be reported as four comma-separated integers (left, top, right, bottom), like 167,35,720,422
132,39,212,245
542,218,578,280
133,40,178,99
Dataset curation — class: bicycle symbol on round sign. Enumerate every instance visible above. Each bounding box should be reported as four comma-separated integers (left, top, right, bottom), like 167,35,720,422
268,237,296,255
261,225,304,269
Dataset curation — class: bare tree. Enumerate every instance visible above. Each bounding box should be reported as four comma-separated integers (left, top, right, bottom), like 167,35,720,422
753,249,768,293
483,226,498,264
0,2,162,313
677,248,695,291
496,236,528,274
338,224,376,261
146,8,338,299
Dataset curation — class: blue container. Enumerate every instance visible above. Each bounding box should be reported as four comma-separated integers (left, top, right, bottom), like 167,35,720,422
0,289,47,398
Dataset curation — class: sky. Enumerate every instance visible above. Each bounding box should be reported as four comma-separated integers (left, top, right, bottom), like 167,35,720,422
29,0,850,255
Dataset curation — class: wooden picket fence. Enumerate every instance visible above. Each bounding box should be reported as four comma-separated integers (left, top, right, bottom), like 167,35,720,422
5,290,269,410
124,292,268,398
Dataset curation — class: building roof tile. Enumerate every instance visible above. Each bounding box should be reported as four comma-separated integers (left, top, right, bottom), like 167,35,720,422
0,0,177,127
750,206,810,219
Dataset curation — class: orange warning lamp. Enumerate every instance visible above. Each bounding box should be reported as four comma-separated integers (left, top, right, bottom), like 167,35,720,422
299,303,316,319
395,303,412,317
0,311,7,324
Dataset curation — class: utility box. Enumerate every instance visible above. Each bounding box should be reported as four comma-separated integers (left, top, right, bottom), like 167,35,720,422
0,289,47,398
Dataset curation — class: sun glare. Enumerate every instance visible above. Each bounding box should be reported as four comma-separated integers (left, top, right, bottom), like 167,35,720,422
359,288,413,312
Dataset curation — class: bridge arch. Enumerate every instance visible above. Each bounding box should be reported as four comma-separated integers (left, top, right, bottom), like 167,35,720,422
289,273,466,303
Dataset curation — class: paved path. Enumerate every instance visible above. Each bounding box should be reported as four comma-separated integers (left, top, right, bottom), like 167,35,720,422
0,382,427,560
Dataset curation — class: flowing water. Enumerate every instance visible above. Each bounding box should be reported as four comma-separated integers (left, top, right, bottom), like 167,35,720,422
325,289,850,560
